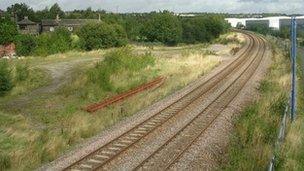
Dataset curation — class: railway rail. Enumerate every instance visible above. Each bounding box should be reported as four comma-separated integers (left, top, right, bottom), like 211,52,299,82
64,31,267,171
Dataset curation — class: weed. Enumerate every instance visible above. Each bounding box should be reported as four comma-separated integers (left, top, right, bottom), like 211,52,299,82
88,47,155,91
15,62,30,82
223,37,290,170
0,60,13,96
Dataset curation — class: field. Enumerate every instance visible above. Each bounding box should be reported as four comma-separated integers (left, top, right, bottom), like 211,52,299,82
0,33,243,170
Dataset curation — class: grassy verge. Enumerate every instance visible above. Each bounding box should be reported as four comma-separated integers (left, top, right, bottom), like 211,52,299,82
0,32,241,170
277,48,304,170
222,36,291,170
0,60,51,99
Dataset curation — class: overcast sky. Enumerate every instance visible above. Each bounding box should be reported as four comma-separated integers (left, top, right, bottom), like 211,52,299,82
0,0,302,14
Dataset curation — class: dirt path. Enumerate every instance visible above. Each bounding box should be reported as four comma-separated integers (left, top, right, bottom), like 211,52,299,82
6,58,100,109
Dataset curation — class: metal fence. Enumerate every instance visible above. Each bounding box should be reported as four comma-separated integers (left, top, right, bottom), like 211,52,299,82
268,16,298,171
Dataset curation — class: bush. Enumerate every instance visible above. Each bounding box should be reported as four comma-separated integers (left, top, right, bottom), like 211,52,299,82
15,34,37,56
143,11,182,46
0,18,18,45
0,60,13,96
77,22,127,51
15,62,30,82
34,27,72,56
88,47,155,91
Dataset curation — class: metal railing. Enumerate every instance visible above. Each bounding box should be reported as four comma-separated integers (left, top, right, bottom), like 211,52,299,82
268,103,290,171
268,16,298,171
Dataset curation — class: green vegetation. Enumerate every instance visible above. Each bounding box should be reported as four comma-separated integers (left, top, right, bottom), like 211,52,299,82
181,15,229,44
0,18,18,45
34,27,72,56
88,48,155,91
246,25,304,40
143,11,182,46
223,37,290,170
77,22,127,50
0,60,13,96
1,3,229,57
277,48,304,170
0,34,240,169
15,34,37,56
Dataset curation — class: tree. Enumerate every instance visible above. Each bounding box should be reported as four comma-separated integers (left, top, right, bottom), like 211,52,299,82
77,22,127,50
49,3,65,19
7,3,36,21
0,18,18,45
143,11,182,45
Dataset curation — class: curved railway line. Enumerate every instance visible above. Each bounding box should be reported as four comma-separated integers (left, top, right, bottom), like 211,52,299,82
64,31,268,171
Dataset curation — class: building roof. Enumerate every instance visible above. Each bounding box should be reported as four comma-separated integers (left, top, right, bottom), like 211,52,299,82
17,16,36,25
41,19,100,26
41,19,59,26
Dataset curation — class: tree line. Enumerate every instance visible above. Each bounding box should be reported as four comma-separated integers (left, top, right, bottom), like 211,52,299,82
0,3,230,56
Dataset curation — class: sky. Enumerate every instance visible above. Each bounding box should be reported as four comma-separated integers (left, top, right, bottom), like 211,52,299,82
0,0,303,14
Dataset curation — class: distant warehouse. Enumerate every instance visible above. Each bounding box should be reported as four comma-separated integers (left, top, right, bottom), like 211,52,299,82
226,16,304,30
280,18,304,29
246,20,270,30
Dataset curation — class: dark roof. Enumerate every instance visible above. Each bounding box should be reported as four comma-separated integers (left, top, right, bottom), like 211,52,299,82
59,19,100,25
17,17,36,25
41,19,59,26
41,19,100,26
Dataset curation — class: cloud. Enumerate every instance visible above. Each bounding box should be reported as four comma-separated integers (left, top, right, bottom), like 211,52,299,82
0,0,303,14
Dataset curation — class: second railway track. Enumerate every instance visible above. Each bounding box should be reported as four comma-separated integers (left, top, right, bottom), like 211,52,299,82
64,31,268,171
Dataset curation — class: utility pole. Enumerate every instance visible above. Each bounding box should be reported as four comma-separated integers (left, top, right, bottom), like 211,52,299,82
291,16,297,121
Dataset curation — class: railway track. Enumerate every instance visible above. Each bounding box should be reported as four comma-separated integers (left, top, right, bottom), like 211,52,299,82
64,31,267,171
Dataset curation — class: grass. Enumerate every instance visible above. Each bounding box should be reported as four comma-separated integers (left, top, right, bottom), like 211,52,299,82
222,36,291,170
0,32,241,170
277,47,304,170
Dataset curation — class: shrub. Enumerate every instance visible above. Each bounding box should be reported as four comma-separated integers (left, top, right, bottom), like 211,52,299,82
15,62,30,82
71,34,81,49
0,18,18,45
15,34,37,56
88,47,155,91
34,27,72,56
0,60,13,96
143,11,182,46
77,22,127,51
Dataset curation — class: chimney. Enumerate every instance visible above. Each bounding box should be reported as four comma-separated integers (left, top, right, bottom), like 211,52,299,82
56,14,60,21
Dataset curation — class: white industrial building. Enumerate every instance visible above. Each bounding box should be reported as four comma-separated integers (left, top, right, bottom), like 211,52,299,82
226,16,304,30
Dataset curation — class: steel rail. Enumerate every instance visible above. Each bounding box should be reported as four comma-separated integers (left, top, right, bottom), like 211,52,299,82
133,33,267,171
64,31,257,171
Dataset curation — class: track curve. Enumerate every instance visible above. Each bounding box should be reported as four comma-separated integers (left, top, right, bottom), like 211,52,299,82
63,31,268,171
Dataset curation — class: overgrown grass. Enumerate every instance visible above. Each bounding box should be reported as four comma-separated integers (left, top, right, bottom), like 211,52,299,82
88,47,155,92
0,59,50,98
223,37,291,170
277,48,304,170
0,36,240,170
